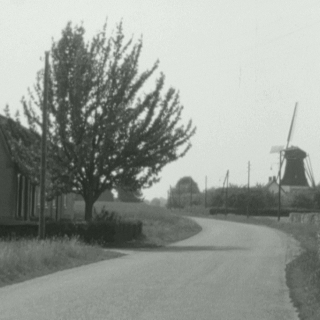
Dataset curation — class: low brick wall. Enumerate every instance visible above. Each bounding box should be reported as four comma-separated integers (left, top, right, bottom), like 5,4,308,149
289,212,320,225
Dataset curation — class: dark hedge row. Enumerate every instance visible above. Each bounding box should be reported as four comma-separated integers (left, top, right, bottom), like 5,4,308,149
0,220,143,244
208,207,320,217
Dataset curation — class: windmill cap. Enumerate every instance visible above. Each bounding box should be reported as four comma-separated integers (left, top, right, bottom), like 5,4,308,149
284,146,307,158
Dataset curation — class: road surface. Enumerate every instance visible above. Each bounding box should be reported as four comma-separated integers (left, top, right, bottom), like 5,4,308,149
0,218,300,320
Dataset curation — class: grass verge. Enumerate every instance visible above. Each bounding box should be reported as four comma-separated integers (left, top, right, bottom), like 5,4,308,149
0,202,201,288
0,237,124,288
182,212,320,320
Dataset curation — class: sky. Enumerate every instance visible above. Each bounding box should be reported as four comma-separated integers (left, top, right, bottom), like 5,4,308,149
1,0,320,200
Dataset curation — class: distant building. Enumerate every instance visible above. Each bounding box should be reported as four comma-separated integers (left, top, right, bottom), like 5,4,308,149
265,176,286,195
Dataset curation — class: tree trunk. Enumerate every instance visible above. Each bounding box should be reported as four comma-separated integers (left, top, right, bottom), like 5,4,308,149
84,198,94,221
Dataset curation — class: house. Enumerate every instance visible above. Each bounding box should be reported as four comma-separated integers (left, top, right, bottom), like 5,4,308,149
265,176,286,195
0,115,74,224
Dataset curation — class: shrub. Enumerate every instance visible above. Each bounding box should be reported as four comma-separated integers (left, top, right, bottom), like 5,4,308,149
208,206,317,217
209,207,238,215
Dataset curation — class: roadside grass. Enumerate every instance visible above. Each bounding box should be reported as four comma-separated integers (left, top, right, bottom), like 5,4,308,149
179,210,320,320
74,201,202,247
0,237,124,288
0,202,201,288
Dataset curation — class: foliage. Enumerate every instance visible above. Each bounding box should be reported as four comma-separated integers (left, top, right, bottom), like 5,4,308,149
97,189,114,202
0,219,143,244
74,200,202,247
207,183,320,215
282,189,317,210
290,191,315,209
75,189,114,201
207,184,278,214
167,176,201,208
209,187,224,207
6,20,196,220
175,176,200,193
117,187,143,203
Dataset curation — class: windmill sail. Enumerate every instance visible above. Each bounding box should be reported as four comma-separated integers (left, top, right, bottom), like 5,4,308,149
286,102,298,149
305,155,316,188
276,102,298,183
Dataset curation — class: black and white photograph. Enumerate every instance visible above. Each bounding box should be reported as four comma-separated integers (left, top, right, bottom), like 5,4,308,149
0,1,320,319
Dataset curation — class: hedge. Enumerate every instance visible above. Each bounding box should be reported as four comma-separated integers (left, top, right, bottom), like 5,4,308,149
0,219,143,244
209,206,320,217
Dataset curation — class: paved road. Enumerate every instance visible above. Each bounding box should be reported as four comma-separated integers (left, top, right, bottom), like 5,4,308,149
0,218,300,320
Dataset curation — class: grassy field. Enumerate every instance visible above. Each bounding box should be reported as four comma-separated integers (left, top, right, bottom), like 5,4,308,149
74,201,202,247
179,211,320,320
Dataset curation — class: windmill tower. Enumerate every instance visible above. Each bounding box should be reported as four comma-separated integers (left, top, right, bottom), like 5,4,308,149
281,146,309,188
270,103,315,193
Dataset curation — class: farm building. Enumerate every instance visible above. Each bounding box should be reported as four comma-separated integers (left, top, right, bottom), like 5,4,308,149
265,176,286,195
0,115,74,224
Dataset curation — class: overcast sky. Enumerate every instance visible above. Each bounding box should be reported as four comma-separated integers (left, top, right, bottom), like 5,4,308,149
1,0,320,200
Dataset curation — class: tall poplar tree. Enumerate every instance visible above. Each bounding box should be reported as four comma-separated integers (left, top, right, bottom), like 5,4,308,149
15,20,196,220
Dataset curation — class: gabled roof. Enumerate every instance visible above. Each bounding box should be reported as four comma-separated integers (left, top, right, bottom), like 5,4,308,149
0,116,13,160
0,114,40,178
265,177,286,193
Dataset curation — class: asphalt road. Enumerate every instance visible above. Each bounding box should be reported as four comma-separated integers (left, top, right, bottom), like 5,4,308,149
0,218,300,320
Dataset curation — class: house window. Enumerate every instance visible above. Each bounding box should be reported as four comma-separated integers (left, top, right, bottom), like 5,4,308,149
16,174,24,218
30,185,36,218
23,178,29,220
16,174,21,217
63,194,67,209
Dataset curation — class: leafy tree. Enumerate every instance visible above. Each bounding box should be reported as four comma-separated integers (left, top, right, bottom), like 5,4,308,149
168,176,200,208
7,20,196,220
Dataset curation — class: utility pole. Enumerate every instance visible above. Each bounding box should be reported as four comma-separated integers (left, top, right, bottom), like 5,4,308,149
178,182,181,210
223,170,229,217
39,51,49,239
247,161,250,218
278,152,282,222
204,175,207,208
226,171,229,217
190,178,193,211
170,186,174,210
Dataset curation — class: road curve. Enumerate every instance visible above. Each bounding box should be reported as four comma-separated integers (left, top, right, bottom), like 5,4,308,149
0,218,300,320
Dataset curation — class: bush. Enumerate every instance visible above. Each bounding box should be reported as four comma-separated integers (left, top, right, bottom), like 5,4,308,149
254,208,290,217
209,207,238,215
286,191,315,209
208,206,319,217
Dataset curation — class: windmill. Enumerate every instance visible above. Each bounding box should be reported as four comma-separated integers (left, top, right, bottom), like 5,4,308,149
270,102,315,192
